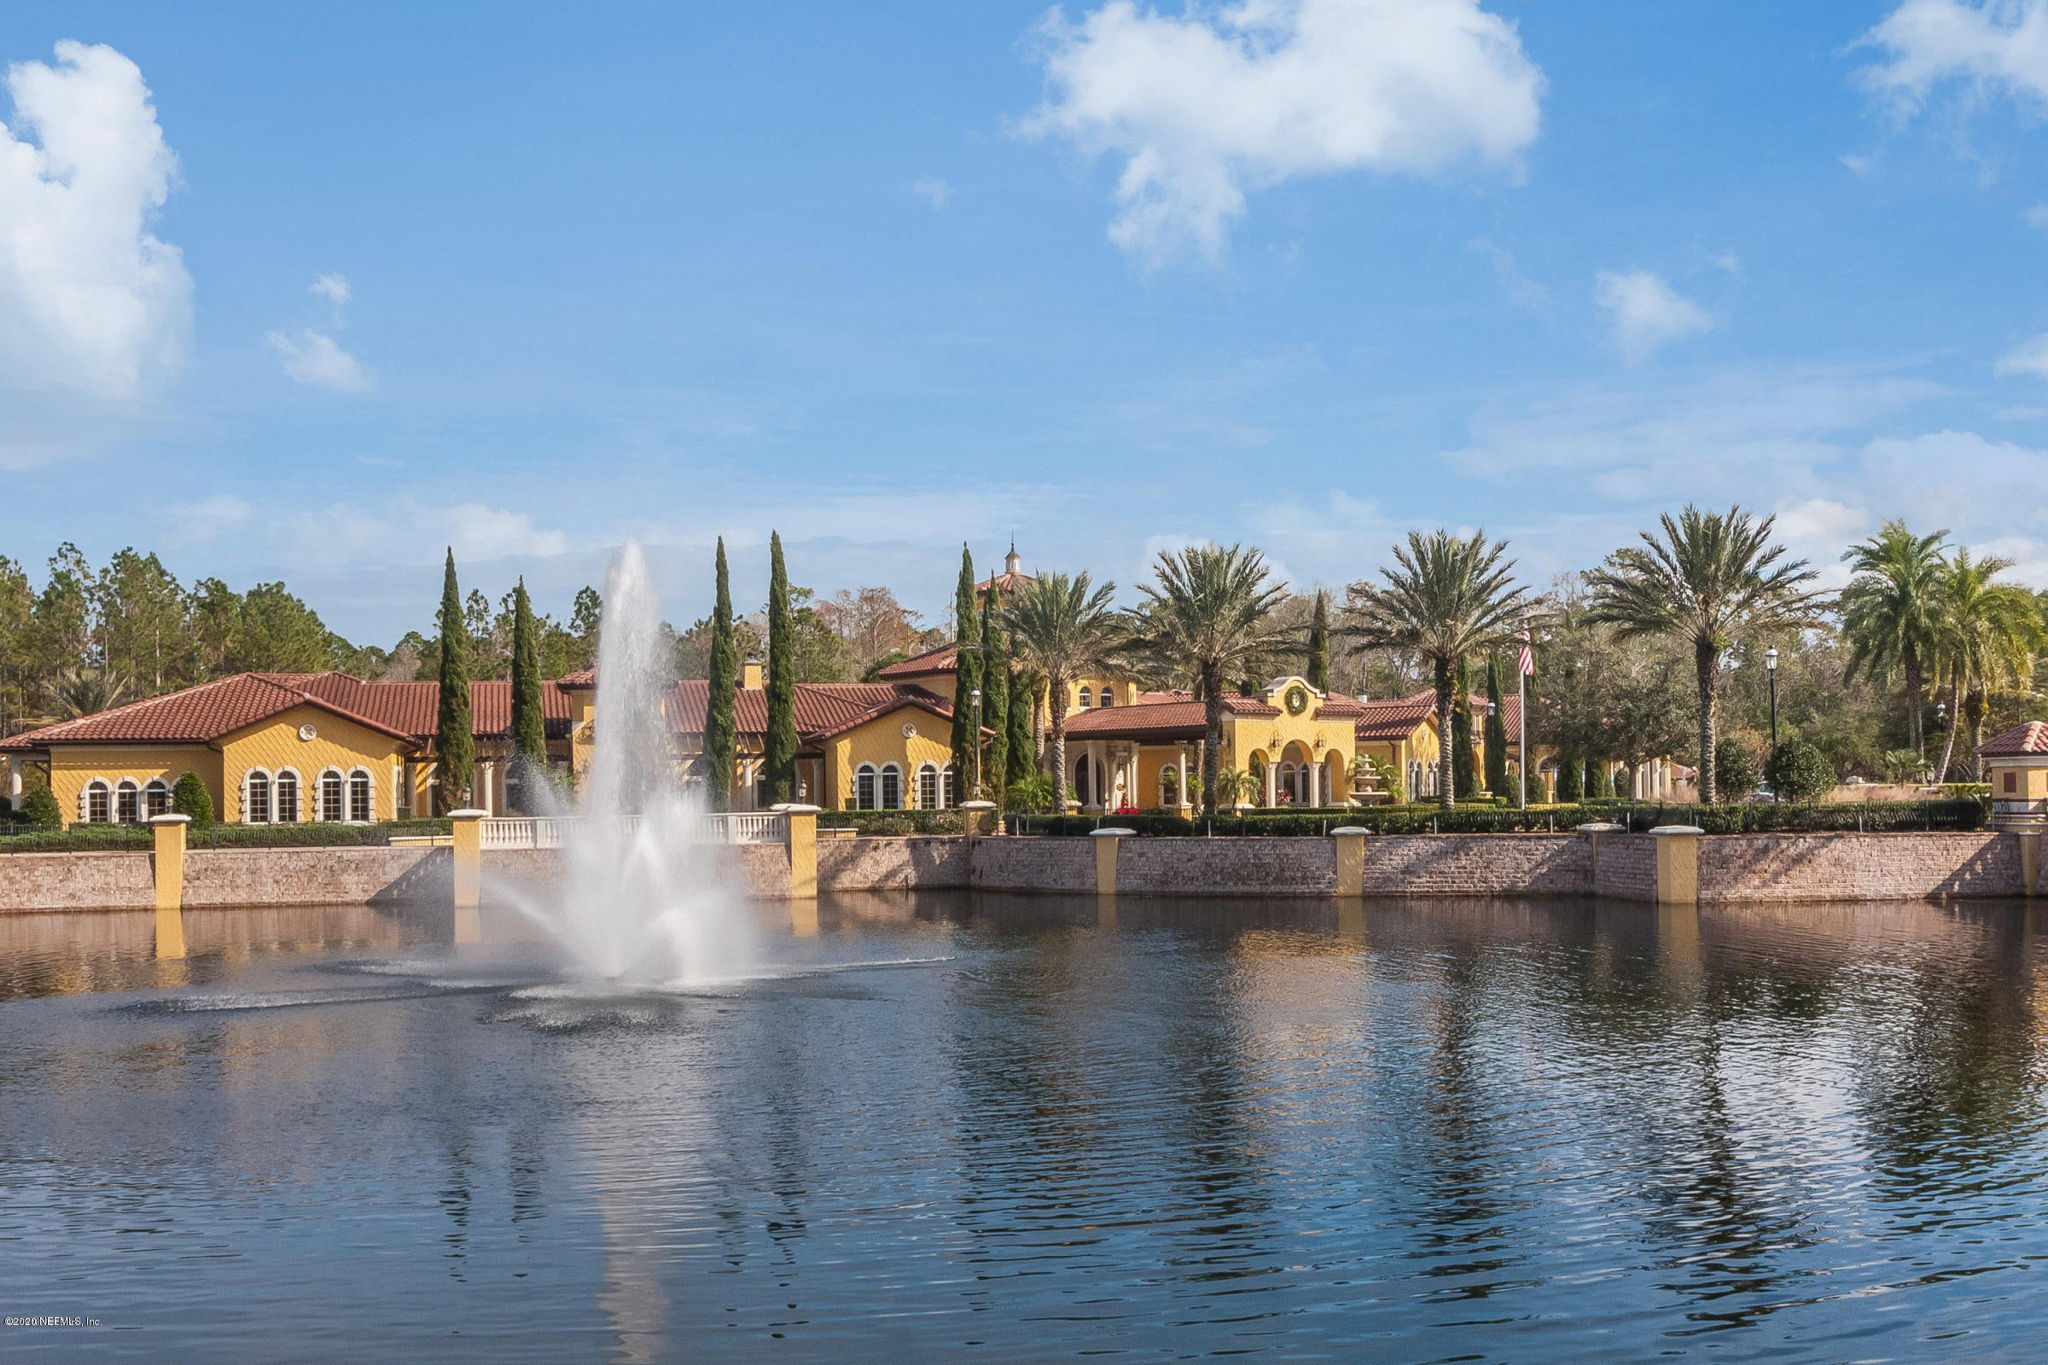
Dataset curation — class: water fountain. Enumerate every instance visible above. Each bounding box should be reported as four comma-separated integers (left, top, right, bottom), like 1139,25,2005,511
504,543,757,986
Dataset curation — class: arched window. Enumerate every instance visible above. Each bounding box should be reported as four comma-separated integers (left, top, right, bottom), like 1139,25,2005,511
274,770,300,823
143,779,171,819
1074,754,1091,806
879,763,903,810
942,763,957,808
244,770,272,824
81,779,111,824
115,779,141,824
855,763,877,810
1097,688,1113,708
318,769,345,823
916,762,940,810
348,769,373,823
1077,686,1092,709
1161,765,1180,806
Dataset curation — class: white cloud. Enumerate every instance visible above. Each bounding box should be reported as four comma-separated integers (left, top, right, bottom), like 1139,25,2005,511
1471,237,1548,308
1995,331,2048,377
2027,200,2048,229
164,493,254,547
1022,0,1544,264
265,328,371,392
0,40,191,466
1593,269,1713,361
310,273,350,307
443,503,569,559
1859,0,2048,111
911,177,952,209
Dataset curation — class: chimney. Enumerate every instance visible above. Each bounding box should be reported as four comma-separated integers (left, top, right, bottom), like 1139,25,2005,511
740,655,764,690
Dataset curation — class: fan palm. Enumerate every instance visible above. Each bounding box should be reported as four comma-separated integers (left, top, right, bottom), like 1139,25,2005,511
1125,544,1293,816
1345,530,1527,811
1928,550,2042,781
1839,519,1948,758
1584,506,1825,803
46,665,132,721
1000,572,1124,813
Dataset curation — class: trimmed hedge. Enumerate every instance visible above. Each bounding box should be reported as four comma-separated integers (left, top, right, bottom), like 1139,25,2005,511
0,818,456,854
820,810,967,836
1007,799,1989,837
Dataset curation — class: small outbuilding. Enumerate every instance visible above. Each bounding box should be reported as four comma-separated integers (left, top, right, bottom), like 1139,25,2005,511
1981,721,2048,826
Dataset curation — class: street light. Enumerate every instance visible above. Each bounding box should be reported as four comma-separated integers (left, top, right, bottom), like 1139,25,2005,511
1765,647,1780,802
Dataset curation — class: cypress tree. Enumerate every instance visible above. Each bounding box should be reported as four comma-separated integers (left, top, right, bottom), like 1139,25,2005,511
763,532,797,804
947,545,982,796
1450,654,1475,800
1006,667,1035,783
434,549,475,813
1483,653,1510,795
1585,760,1611,801
979,584,1008,803
704,537,738,811
1555,755,1583,803
510,579,547,806
170,771,214,828
1306,590,1331,692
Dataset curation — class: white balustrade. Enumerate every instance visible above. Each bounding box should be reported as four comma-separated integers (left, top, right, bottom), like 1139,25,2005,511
476,811,786,849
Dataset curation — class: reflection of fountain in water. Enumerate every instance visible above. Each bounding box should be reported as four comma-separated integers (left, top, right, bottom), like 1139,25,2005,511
507,543,755,985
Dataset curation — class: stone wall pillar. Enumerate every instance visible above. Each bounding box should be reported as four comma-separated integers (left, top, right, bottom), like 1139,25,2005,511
450,808,488,910
1577,821,1623,890
1090,826,1131,895
149,813,190,912
1332,826,1369,897
1651,824,1704,906
958,799,996,841
782,803,821,899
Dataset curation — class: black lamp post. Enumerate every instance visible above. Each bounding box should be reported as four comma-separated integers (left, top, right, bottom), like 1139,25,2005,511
1766,647,1780,802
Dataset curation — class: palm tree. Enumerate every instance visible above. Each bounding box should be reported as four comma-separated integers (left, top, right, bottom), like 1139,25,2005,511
46,665,132,720
1584,506,1825,803
1928,550,2042,781
1124,544,1293,817
1345,530,1527,811
1840,519,1948,758
1001,572,1124,813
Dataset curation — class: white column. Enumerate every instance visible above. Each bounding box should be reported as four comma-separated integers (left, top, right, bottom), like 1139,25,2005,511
6,758,19,806
1264,756,1278,808
1177,748,1189,809
481,761,496,816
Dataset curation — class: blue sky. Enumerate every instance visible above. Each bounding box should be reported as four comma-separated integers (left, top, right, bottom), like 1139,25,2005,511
4,0,2048,641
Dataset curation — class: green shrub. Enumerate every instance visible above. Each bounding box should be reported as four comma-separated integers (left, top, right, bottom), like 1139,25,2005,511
1764,741,1836,803
1001,798,1986,837
1004,773,1055,814
1555,757,1582,803
1584,762,1611,801
819,809,966,836
171,771,215,828
20,785,62,829
1714,739,1760,802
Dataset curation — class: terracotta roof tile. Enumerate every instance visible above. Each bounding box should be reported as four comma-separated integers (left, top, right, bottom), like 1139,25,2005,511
872,645,958,679
663,679,962,745
1982,720,2048,757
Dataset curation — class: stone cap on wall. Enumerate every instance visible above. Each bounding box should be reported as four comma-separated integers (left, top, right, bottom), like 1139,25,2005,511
1650,824,1705,836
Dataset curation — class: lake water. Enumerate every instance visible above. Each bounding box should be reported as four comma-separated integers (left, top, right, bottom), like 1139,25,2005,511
3,893,2046,1361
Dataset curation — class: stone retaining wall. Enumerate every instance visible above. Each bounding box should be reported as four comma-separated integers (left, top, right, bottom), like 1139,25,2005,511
1695,832,2020,902
1362,835,1588,897
969,838,1096,894
0,851,156,911
817,837,970,892
183,847,447,908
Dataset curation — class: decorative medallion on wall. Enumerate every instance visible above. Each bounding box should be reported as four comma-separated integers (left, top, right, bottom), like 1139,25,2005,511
902,722,918,738
1285,686,1309,716
298,724,318,741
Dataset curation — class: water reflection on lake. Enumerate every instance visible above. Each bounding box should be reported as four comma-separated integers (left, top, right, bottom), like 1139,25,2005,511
3,893,2046,1361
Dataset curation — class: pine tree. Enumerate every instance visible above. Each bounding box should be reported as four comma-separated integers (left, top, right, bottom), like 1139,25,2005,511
762,532,798,804
1483,653,1510,795
1451,654,1475,799
947,546,982,796
434,549,475,813
509,579,547,807
979,583,1007,802
704,537,738,811
1306,590,1331,692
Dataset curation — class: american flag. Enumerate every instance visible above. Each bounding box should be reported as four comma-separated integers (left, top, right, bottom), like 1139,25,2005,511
1517,626,1534,677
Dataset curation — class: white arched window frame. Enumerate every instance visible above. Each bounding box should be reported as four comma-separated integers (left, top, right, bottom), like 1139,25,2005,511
1077,687,1092,709
80,779,111,824
1097,688,1113,708
879,763,903,810
274,769,301,823
347,768,373,824
244,769,272,825
942,763,957,809
318,769,345,823
143,779,172,819
1160,765,1180,806
114,779,141,825
916,762,940,810
855,763,878,811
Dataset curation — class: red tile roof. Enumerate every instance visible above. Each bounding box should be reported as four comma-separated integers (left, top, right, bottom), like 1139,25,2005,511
1,672,579,752
872,644,959,679
1354,690,1438,742
1982,720,2048,757
663,679,965,746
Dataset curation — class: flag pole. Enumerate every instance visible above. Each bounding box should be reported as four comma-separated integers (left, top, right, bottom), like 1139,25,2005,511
1517,620,1529,810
